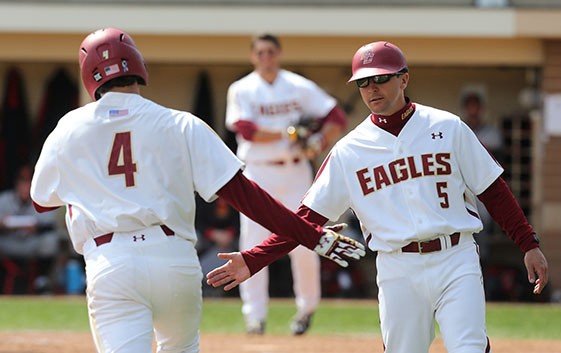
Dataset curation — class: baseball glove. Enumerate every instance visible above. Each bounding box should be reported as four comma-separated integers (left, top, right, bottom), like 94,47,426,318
286,117,326,159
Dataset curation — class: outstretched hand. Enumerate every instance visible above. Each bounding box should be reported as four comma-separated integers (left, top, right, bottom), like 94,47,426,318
206,252,251,291
524,247,548,294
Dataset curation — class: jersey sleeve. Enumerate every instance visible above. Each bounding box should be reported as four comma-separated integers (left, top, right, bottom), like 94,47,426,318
302,149,351,221
30,130,64,208
299,78,337,118
225,82,254,131
455,121,504,195
187,116,244,202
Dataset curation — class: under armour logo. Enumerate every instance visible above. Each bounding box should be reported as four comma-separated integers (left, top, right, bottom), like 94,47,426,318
379,117,387,124
431,132,443,139
133,234,146,242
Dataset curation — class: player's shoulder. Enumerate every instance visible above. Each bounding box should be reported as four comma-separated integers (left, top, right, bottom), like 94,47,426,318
279,69,315,86
229,71,259,88
414,102,462,125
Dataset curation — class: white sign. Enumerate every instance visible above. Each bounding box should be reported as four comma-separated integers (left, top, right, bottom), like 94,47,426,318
544,94,561,136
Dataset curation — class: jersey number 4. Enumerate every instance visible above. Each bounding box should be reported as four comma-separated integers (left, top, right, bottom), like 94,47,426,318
108,132,137,187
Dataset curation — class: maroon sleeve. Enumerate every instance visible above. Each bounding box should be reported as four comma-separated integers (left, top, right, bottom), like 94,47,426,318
232,120,258,141
240,205,329,275
323,106,348,130
216,171,325,250
32,200,60,213
477,177,539,253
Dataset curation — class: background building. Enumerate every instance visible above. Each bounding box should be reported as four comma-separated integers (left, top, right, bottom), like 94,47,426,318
0,0,559,300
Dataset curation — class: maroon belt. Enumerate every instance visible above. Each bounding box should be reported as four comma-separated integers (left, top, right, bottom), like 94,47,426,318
94,225,175,247
267,157,301,166
401,232,460,254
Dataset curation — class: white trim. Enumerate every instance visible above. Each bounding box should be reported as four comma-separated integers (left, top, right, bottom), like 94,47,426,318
0,3,517,37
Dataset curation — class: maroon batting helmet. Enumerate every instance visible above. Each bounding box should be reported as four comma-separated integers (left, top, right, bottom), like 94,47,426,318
79,28,148,100
347,41,408,83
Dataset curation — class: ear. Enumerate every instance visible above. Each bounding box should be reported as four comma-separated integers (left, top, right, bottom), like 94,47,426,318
400,72,410,90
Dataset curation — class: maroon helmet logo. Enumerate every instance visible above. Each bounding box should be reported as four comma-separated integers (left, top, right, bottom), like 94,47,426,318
361,49,374,65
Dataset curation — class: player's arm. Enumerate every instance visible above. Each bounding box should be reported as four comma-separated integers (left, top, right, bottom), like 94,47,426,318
232,120,284,143
477,177,548,294
208,172,364,290
288,106,347,159
232,105,346,146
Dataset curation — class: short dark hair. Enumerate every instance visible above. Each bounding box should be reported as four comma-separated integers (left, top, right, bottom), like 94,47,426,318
462,92,482,107
251,33,281,50
95,75,144,99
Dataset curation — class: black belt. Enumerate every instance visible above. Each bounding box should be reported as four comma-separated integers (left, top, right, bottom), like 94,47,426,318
94,225,175,247
265,157,301,166
401,232,460,254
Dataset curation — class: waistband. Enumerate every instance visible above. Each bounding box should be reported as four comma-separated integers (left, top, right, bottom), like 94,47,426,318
83,225,175,256
401,232,461,254
247,157,302,166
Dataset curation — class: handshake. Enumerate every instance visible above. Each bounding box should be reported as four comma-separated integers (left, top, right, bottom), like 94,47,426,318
314,223,366,267
206,223,366,291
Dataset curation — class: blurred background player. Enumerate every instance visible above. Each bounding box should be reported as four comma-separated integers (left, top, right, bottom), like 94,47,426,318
225,33,347,335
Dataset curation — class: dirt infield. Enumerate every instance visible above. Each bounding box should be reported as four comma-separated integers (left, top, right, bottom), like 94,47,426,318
1,332,561,353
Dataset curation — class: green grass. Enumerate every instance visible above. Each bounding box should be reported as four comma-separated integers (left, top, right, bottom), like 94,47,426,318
1,296,560,340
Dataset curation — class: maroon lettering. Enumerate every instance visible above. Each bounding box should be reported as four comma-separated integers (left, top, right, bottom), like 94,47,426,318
388,158,408,183
421,154,435,176
356,168,375,195
435,153,452,175
373,166,392,190
407,156,423,179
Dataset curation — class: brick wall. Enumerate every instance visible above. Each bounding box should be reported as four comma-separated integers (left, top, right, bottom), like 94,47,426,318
540,40,561,297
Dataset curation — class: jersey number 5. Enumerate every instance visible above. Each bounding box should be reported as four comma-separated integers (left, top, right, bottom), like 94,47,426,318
436,181,449,208
108,132,137,187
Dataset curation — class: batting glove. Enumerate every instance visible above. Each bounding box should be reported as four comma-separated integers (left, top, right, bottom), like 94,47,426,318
314,229,366,267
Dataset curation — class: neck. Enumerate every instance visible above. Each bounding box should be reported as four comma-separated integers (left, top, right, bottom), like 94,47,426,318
257,69,278,84
370,97,416,136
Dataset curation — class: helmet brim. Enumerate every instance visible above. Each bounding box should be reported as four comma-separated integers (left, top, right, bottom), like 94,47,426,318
347,67,400,83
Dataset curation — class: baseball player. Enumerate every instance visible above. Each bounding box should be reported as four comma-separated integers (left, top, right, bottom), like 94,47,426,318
29,28,364,353
208,41,549,353
225,33,347,335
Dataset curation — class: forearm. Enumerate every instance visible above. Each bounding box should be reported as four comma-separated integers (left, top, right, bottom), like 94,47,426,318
477,177,539,253
232,120,282,142
240,204,330,275
217,171,325,249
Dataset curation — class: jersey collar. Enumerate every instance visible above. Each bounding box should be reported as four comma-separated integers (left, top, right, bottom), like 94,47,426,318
369,97,416,136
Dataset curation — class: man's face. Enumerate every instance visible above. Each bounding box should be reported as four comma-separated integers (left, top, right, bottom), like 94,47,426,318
250,40,281,74
358,72,409,116
16,176,31,203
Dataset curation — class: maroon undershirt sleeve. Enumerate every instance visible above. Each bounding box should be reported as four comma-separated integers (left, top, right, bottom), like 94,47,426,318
232,120,259,141
216,171,327,275
323,106,348,129
477,177,539,253
32,201,60,213
240,205,329,275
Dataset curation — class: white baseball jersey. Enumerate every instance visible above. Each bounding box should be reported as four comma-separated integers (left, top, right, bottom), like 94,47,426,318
226,69,336,163
302,103,504,253
31,92,244,254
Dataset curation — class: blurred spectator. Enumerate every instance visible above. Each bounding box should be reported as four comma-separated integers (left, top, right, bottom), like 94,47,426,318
0,165,61,294
196,196,239,297
461,92,505,293
462,92,504,160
